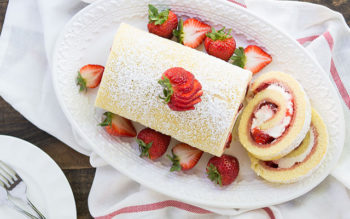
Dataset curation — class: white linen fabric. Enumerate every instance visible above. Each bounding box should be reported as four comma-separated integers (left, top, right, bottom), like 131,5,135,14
0,0,349,218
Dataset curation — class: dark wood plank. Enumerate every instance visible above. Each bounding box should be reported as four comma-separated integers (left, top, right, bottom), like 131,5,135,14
0,2,8,32
0,97,92,170
64,168,95,219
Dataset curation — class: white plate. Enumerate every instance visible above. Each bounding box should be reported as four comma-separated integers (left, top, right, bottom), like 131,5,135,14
0,135,76,218
52,0,345,208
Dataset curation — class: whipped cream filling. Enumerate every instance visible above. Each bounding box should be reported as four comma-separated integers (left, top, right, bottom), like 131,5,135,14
251,84,293,139
273,129,315,168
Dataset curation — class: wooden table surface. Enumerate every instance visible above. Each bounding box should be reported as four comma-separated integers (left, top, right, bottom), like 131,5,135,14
0,0,348,218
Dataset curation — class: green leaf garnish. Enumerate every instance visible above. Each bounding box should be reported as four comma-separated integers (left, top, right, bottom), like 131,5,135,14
76,71,87,92
230,47,246,68
207,163,222,186
173,19,184,44
136,138,153,158
158,76,173,103
206,27,232,41
98,112,113,127
148,4,169,25
167,153,181,172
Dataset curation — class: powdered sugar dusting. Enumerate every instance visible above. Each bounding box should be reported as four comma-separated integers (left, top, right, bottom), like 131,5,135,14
95,23,251,156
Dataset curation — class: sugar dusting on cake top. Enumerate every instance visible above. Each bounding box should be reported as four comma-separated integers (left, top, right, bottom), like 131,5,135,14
95,23,252,156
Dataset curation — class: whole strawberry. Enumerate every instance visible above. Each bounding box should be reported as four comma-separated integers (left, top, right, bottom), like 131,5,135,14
136,128,171,160
147,4,178,39
206,155,239,186
204,27,236,61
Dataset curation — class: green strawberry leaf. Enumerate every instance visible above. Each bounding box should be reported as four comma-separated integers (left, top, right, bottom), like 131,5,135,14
136,138,153,158
206,27,232,41
173,19,184,44
76,71,87,92
98,112,113,127
207,163,222,186
167,153,181,172
148,4,169,25
158,76,173,103
230,47,246,68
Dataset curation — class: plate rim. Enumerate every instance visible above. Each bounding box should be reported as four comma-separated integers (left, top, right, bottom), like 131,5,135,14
0,135,77,218
52,0,345,209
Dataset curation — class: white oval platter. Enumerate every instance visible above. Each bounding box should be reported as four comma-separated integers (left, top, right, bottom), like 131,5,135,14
52,0,345,208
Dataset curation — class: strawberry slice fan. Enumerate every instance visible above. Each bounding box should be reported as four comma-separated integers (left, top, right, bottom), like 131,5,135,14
238,71,328,183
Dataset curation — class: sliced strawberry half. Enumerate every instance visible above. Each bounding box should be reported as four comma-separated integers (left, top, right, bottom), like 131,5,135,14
163,67,194,93
76,64,104,92
173,79,202,100
99,112,136,137
158,67,203,111
171,90,203,105
170,97,202,109
168,102,195,111
167,143,203,171
231,45,272,74
173,18,211,48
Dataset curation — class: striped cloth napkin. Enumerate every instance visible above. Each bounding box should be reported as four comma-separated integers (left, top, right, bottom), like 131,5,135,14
0,0,349,218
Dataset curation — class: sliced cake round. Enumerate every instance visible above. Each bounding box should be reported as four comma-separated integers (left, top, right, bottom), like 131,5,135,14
249,108,328,183
238,71,311,160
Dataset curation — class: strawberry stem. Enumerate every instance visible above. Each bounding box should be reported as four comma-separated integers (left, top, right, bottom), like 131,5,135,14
158,76,173,103
167,153,181,172
76,71,87,92
230,47,246,68
136,138,153,158
206,27,232,41
207,163,222,186
148,4,169,25
173,19,184,44
99,112,113,127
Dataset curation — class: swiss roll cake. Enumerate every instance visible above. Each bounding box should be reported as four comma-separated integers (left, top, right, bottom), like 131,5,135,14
250,108,328,183
95,23,252,156
238,71,311,160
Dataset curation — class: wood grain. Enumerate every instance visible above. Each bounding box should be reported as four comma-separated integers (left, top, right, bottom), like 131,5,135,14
0,1,348,219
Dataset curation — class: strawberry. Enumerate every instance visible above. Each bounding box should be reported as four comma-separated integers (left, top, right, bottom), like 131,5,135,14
158,67,203,111
136,128,171,160
231,45,272,74
147,4,178,39
225,132,232,149
167,143,203,171
76,64,104,92
99,112,136,137
173,18,211,48
251,128,275,145
169,97,202,109
204,27,236,61
206,154,239,186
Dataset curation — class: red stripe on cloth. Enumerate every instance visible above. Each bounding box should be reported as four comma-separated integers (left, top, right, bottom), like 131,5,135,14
95,200,212,219
323,31,334,50
330,58,350,108
323,32,350,109
298,32,350,109
263,207,276,219
297,35,319,44
227,0,247,8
